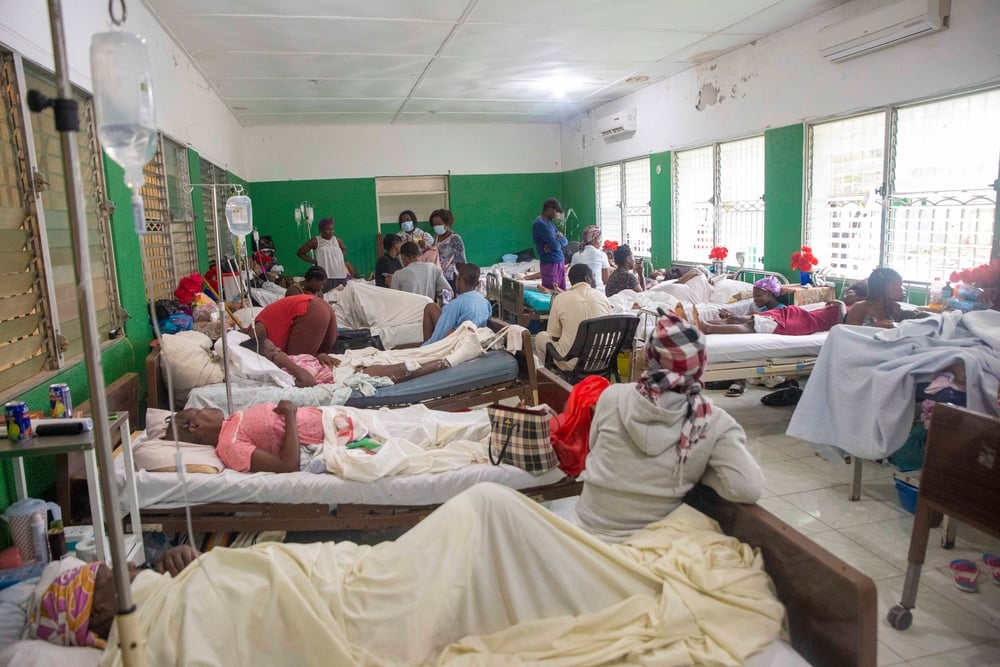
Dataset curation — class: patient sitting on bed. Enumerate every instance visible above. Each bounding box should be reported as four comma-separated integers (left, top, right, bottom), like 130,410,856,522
694,276,846,336
574,313,765,541
844,267,931,328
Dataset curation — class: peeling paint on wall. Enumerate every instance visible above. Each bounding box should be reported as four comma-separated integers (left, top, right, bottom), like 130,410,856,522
695,83,721,111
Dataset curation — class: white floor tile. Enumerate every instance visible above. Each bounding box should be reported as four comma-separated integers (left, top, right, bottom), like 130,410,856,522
839,516,991,571
877,575,999,661
756,434,818,458
800,455,896,485
759,460,840,496
783,485,906,529
746,439,792,464
756,496,832,535
917,565,1000,630
808,530,903,580
878,640,907,666
907,641,1000,666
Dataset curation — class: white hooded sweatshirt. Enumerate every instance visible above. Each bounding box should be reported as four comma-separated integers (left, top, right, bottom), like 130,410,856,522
574,383,764,542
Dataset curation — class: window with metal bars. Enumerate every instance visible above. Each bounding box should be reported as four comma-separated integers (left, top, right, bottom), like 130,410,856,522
0,53,121,395
140,136,198,301
199,157,234,265
672,137,765,268
807,88,999,282
595,156,651,256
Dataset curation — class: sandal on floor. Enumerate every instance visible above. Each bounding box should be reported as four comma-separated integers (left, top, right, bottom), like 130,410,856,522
725,381,745,397
772,378,800,390
760,386,803,407
705,380,732,390
984,554,1000,587
950,559,979,593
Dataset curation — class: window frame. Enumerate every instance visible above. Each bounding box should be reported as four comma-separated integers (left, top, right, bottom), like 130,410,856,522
595,156,651,257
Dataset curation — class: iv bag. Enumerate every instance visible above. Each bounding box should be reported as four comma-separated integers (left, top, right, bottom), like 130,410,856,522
90,31,156,234
225,195,253,237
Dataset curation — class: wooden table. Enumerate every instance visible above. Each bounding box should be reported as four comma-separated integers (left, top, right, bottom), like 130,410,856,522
780,283,836,306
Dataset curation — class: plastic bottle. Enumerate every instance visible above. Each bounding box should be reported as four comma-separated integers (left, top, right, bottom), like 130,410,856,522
929,277,943,305
90,31,157,235
30,512,49,564
225,195,253,238
942,281,954,299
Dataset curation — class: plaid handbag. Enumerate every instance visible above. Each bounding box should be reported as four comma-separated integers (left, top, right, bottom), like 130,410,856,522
487,403,559,474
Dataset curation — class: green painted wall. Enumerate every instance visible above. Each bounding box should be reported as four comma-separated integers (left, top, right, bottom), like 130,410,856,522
188,148,210,271
449,173,563,266
248,179,379,277
764,124,806,281
559,166,596,242
649,151,672,268
0,156,153,514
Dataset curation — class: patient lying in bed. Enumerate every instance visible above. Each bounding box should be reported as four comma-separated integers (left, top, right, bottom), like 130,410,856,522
694,277,846,336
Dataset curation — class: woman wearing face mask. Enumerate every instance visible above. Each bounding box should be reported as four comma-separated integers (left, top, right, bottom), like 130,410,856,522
397,210,434,250
430,208,465,290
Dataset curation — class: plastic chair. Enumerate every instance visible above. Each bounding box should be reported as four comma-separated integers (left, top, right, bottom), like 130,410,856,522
545,314,639,384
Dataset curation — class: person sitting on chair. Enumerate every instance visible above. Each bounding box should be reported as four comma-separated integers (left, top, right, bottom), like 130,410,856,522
375,233,403,288
534,264,612,370
422,263,491,345
604,245,646,298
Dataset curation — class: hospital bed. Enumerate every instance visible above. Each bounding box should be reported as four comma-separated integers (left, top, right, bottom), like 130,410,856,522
498,276,551,329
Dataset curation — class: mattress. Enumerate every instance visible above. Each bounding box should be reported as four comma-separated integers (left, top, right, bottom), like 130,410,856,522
706,331,828,363
522,289,552,312
114,455,566,510
346,349,518,407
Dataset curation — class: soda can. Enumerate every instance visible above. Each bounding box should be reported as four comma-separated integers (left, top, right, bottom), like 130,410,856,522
5,401,32,441
49,383,73,418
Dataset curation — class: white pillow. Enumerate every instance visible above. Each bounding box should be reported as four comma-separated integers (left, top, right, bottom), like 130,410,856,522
710,279,756,304
216,331,295,387
231,306,264,329
133,437,224,474
145,408,172,439
0,578,35,648
159,331,225,405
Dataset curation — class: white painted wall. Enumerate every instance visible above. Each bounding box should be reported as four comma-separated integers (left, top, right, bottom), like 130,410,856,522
0,0,245,175
242,123,562,182
562,0,1000,169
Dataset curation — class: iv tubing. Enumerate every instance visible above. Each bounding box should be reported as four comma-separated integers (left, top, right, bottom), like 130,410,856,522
39,1,143,665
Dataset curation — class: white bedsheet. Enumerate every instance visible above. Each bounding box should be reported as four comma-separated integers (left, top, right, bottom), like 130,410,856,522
787,311,1000,460
330,280,430,349
707,331,828,363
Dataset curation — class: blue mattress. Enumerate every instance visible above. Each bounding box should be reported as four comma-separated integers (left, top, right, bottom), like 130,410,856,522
523,289,552,312
344,350,519,408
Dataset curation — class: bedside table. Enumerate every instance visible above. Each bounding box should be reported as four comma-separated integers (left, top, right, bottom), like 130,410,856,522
780,284,836,306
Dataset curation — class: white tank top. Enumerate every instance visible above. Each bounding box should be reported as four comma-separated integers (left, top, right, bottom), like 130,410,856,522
315,235,347,279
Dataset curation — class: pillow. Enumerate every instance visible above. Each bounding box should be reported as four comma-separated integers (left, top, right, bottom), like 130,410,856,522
710,279,756,304
159,331,225,405
0,578,35,647
230,306,264,329
133,437,224,474
216,331,295,387
145,408,172,440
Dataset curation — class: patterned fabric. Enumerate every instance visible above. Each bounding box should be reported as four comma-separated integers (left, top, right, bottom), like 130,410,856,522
436,233,466,280
487,404,559,474
31,562,105,648
604,268,639,298
753,276,782,297
636,313,711,467
582,225,601,244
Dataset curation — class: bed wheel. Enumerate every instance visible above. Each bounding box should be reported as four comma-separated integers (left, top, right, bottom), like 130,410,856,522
887,605,912,630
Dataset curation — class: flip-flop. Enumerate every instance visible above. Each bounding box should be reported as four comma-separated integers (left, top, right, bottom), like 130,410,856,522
950,559,979,593
761,386,804,407
984,554,1000,587
772,378,800,390
725,381,745,397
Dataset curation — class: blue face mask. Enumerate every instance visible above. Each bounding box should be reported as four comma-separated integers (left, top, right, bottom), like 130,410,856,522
433,225,446,235
401,221,414,232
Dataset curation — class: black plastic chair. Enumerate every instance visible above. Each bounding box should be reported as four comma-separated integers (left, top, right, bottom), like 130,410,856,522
544,314,639,384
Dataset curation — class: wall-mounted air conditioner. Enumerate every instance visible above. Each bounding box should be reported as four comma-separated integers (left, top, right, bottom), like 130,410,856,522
597,108,637,139
819,0,950,62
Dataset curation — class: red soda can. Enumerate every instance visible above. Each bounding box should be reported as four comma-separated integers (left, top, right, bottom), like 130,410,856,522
5,401,32,441
49,383,73,418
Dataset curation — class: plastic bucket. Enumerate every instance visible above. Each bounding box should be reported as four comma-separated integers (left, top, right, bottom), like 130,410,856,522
1,498,61,563
894,478,918,514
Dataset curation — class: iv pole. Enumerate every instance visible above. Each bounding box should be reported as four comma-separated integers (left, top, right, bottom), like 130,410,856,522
28,1,143,665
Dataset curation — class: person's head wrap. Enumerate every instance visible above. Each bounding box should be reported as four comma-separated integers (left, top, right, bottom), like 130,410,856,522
582,225,601,244
753,275,781,297
29,561,106,649
318,218,334,231
636,313,712,469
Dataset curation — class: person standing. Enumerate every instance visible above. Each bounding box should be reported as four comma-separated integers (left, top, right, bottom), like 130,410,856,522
570,225,612,291
397,210,434,250
532,198,569,291
297,217,349,290
533,264,612,369
431,209,465,290
375,234,404,288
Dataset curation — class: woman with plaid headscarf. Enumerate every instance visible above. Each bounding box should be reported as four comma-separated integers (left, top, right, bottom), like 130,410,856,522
569,225,612,290
574,313,764,542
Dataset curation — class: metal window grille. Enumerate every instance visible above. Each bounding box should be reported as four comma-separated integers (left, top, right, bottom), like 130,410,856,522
596,158,650,255
163,137,198,278
718,137,765,268
140,136,176,301
596,163,622,244
805,112,886,279
672,146,714,263
199,158,234,264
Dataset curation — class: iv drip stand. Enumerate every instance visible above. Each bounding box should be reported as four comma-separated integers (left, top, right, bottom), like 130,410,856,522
31,1,143,665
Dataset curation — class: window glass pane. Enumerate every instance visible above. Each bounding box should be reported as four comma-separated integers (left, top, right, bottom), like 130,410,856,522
622,157,651,256
672,146,714,263
718,137,765,268
596,163,622,245
163,138,197,277
806,112,886,278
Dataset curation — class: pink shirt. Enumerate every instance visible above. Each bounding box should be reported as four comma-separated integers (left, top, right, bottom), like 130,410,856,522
216,403,325,472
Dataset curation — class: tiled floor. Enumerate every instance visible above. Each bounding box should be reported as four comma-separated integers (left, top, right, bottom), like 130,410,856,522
718,383,1000,667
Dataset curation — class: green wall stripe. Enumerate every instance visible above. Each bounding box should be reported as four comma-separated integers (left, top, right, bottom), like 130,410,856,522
649,151,672,268
764,124,806,281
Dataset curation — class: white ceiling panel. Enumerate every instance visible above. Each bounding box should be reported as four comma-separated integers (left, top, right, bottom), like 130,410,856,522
230,99,405,114
195,53,430,80
217,78,416,99
467,0,779,32
445,24,706,62
143,0,852,126
149,0,471,22
241,113,398,126
162,15,454,54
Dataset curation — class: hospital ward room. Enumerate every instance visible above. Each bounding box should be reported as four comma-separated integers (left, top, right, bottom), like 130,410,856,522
2,0,1000,665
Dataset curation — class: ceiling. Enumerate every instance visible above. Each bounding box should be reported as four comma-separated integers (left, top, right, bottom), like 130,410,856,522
143,0,849,127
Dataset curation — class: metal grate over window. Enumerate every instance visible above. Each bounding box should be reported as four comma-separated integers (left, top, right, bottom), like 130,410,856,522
717,137,765,269
596,157,650,255
672,146,715,264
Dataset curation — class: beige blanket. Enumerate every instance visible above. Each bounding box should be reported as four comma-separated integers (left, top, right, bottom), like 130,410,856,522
101,484,783,666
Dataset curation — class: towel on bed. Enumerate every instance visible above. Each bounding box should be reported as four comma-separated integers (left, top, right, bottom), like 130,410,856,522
787,311,1000,460
100,484,783,667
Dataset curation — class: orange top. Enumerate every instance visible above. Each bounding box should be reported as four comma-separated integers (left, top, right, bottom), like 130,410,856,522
255,294,314,351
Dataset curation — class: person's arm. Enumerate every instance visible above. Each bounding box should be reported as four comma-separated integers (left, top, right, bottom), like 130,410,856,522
600,254,611,284
635,265,646,291
257,338,316,387
429,302,460,342
435,269,451,296
296,238,317,264
844,301,868,326
533,221,560,254
701,416,765,504
546,294,563,340
249,400,301,473
452,234,466,264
